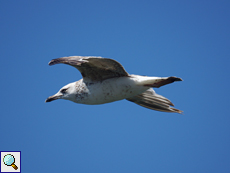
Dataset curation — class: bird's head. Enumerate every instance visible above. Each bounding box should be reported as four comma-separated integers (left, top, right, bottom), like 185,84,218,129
45,82,76,103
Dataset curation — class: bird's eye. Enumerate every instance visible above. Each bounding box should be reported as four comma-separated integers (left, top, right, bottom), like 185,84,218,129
61,88,68,93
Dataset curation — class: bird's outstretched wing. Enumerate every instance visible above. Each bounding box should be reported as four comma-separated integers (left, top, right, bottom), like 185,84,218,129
126,88,183,113
48,56,129,82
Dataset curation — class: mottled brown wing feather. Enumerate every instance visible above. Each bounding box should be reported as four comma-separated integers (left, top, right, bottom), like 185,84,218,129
48,56,129,81
126,89,183,114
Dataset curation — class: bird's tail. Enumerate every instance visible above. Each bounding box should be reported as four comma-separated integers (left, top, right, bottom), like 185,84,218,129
126,88,183,114
135,76,182,88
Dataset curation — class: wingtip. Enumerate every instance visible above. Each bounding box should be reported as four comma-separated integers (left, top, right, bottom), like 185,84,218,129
47,56,78,66
170,108,183,114
169,107,183,114
178,110,184,114
48,59,55,66
178,78,183,81
48,58,63,66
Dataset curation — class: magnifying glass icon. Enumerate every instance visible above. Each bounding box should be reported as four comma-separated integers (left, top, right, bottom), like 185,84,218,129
3,154,18,170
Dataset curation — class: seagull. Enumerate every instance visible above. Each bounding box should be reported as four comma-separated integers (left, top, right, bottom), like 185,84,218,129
45,56,183,113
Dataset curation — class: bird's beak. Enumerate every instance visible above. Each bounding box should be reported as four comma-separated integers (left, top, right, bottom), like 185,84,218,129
45,93,62,103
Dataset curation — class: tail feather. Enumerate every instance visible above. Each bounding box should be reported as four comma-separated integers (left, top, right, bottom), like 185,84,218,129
136,76,182,88
126,88,183,114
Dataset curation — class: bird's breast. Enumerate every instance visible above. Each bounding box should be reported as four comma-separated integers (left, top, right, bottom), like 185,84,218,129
74,77,147,105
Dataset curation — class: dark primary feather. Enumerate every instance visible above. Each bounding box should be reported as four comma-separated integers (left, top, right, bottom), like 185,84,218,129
126,89,183,114
49,56,129,82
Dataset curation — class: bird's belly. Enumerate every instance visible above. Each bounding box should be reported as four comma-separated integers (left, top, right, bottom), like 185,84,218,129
81,77,147,105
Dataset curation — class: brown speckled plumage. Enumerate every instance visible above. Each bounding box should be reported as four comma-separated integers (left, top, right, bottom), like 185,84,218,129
46,56,183,113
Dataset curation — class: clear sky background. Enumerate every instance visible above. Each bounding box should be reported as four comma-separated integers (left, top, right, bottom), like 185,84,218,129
1,1,229,173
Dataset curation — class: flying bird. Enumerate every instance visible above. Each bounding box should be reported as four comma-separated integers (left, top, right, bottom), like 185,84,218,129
45,56,183,113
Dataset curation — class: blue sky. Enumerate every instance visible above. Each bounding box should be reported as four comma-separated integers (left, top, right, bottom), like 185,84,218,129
1,0,230,172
